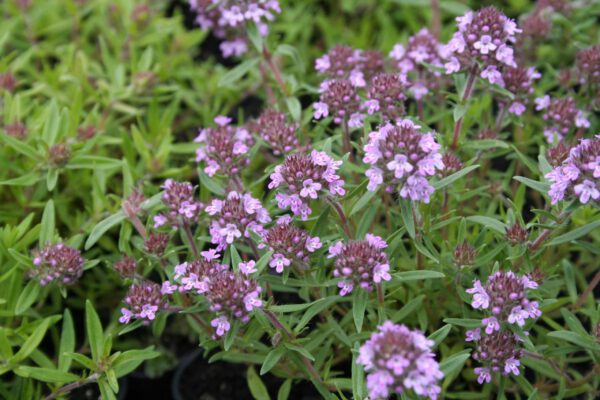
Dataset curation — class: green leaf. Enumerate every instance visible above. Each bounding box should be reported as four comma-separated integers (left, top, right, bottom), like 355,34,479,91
286,97,301,121
295,296,339,333
219,59,260,88
395,270,445,281
439,350,470,376
352,342,366,400
247,366,271,400
230,245,242,271
391,295,424,322
283,343,315,361
46,168,59,191
433,165,479,190
546,220,600,246
352,289,368,333
466,216,507,235
42,100,60,145
14,366,78,383
270,297,334,313
548,331,600,351
260,347,285,375
559,308,587,336
85,212,125,250
85,300,104,362
58,309,75,372
255,250,274,274
11,318,50,363
112,347,161,378
15,281,40,315
428,324,452,346
0,134,40,159
462,140,509,150
399,199,416,239
198,170,225,196
39,199,55,246
67,155,123,170
350,189,377,217
277,379,292,400
0,172,41,186
513,176,550,195
442,318,482,328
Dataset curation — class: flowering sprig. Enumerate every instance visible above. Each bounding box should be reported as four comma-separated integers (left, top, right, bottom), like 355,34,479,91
195,115,254,178
501,66,541,115
205,191,271,251
247,109,300,156
363,119,444,203
465,271,541,383
153,179,202,229
119,281,166,324
358,321,444,400
30,243,84,286
328,233,391,296
535,96,590,143
545,136,600,205
269,150,345,220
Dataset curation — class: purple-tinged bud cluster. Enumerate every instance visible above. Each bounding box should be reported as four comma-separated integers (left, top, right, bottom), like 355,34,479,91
114,256,137,279
31,244,84,286
501,66,541,115
315,45,366,87
328,234,390,296
357,321,443,400
363,119,444,203
576,45,600,85
313,79,363,128
195,116,253,177
363,73,407,121
205,191,271,250
5,121,27,139
535,96,590,143
119,280,166,324
0,72,16,92
259,216,322,273
442,7,520,84
161,256,228,296
546,142,571,167
545,136,600,205
205,269,262,337
153,179,202,228
454,241,476,266
144,232,170,257
468,330,523,384
248,110,299,156
269,150,345,219
505,223,528,245
188,0,280,58
390,29,445,100
465,271,540,384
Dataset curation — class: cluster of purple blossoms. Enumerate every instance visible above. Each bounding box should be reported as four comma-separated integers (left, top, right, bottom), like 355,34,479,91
465,271,541,383
269,151,345,219
442,7,520,86
314,45,368,87
501,66,541,115
545,136,600,205
30,244,84,286
534,96,590,143
328,234,391,296
114,256,137,279
153,179,202,229
390,28,445,100
195,116,253,177
161,255,228,296
248,109,300,156
204,268,263,337
363,119,444,203
119,280,166,324
259,216,322,273
313,79,363,128
205,191,271,250
363,73,407,121
357,321,443,400
576,45,600,85
188,0,280,58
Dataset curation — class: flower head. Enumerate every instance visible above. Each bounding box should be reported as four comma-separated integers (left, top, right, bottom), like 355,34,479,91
471,330,523,382
501,66,541,115
114,256,137,279
364,73,407,121
536,96,589,143
313,79,362,126
362,119,444,203
120,281,166,324
358,321,443,400
155,179,202,228
330,234,390,295
269,151,345,219
576,45,600,85
247,109,300,156
31,244,84,286
206,191,271,250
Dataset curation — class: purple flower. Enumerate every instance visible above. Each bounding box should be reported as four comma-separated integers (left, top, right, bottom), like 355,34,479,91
362,120,444,203
357,321,443,400
330,234,391,295
472,331,523,383
156,179,202,228
206,191,271,250
576,45,600,85
313,79,361,126
120,281,166,324
30,244,84,286
247,110,299,156
211,316,231,337
269,151,345,219
239,260,257,275
195,116,253,177
363,73,407,121
536,96,589,144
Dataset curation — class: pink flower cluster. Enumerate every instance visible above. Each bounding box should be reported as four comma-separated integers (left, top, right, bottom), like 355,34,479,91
390,28,445,100
470,330,524,384
31,243,84,286
442,7,520,85
545,136,600,205
259,216,322,273
269,150,345,219
328,234,391,296
161,256,228,296
576,45,600,85
357,321,443,400
363,119,444,203
535,96,590,143
248,109,300,156
501,66,541,115
153,179,202,229
195,116,253,177
188,0,280,57
119,281,166,324
465,271,541,383
206,191,271,250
